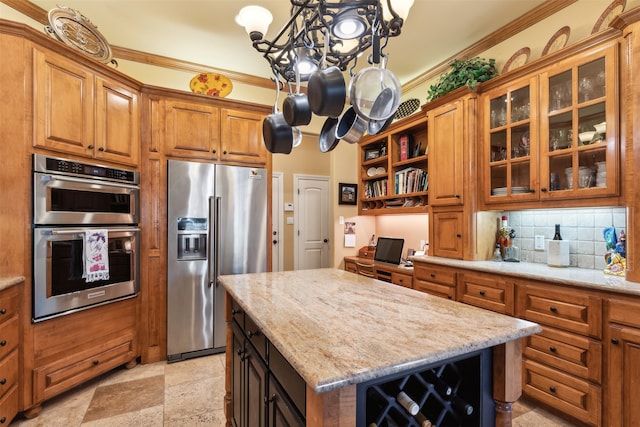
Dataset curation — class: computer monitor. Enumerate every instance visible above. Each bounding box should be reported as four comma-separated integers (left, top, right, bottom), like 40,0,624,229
374,237,405,265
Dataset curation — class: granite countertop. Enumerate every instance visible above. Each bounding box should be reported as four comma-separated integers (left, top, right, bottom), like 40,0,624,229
219,268,540,394
0,276,24,292
411,256,640,296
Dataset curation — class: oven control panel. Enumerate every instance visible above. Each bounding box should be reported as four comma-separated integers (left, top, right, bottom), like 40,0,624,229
33,154,139,184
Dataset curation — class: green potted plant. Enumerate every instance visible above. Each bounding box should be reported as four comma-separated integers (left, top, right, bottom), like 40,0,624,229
427,57,499,102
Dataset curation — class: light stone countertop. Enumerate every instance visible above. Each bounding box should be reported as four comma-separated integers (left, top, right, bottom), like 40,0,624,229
219,268,541,394
0,276,24,292
411,256,640,296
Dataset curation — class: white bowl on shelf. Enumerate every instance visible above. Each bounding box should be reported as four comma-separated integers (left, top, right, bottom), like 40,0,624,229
579,131,596,144
593,122,606,134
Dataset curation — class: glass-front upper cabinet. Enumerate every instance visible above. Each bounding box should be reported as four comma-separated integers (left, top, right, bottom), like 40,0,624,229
539,43,618,200
483,76,539,203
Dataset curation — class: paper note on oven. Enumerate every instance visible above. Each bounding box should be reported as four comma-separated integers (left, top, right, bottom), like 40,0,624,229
83,230,110,282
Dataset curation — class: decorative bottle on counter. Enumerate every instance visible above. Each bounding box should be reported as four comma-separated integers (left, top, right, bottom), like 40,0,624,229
498,215,510,259
553,224,562,240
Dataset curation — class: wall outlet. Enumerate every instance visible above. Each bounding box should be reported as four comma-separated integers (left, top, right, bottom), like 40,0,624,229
534,235,545,250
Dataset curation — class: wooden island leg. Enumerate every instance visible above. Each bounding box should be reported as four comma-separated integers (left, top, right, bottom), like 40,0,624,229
493,340,523,427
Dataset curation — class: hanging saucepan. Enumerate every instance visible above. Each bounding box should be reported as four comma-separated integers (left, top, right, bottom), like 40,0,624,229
349,53,401,122
318,117,340,153
307,29,346,118
335,106,367,144
283,53,312,126
367,88,396,135
263,75,293,154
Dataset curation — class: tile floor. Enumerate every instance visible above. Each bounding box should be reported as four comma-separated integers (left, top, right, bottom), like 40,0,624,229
11,353,580,426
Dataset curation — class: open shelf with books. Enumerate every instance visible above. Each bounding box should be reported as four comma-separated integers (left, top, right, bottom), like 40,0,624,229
358,112,428,215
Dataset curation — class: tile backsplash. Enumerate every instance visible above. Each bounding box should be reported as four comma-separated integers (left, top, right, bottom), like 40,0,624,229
503,207,627,270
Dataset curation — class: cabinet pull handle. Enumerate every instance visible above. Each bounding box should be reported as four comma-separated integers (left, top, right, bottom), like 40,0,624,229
549,346,557,353
479,290,485,296
549,386,557,393
87,144,94,149
247,330,259,338
549,306,557,313
0,340,6,347
0,378,5,385
93,360,100,365
611,338,619,345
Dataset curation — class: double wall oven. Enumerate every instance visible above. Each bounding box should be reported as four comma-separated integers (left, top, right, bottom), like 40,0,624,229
32,154,140,321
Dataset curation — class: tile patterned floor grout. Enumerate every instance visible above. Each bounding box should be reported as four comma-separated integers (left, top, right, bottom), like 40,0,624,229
11,353,580,426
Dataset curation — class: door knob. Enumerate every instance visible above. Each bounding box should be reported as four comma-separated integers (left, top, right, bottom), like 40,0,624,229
273,231,277,235
323,239,328,243
273,240,278,245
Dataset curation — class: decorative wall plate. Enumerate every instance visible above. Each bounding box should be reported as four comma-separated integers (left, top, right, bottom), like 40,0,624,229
542,26,571,56
44,6,113,64
394,98,420,119
502,47,531,74
190,73,233,97
592,0,626,34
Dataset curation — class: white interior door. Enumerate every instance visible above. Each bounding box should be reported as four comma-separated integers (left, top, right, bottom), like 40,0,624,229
294,175,330,270
271,172,284,272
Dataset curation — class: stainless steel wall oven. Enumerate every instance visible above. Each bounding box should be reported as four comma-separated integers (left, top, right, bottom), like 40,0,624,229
32,154,140,321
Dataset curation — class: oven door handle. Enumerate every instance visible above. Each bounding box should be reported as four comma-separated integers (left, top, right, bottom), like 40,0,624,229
39,174,140,190
45,228,140,235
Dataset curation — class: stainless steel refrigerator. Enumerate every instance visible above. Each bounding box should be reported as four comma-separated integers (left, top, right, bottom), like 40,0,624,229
167,160,267,362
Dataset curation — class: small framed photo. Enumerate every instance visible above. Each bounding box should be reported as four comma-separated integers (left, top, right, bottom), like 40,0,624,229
364,147,380,161
338,183,358,205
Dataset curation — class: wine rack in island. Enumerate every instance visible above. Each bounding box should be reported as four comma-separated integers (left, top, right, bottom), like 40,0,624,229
359,113,428,215
357,348,494,427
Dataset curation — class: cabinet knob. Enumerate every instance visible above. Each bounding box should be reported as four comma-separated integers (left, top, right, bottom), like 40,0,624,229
212,149,217,153
479,290,485,296
456,234,462,238
93,360,100,365
223,150,228,155
541,188,548,192
0,309,5,315
455,194,460,198
0,416,6,423
549,346,557,353
0,340,6,347
430,273,436,278
87,144,94,149
549,306,557,313
232,309,242,315
549,386,557,393
247,330,260,338
0,378,5,385
264,394,276,405
611,338,619,345
98,147,105,152
447,295,452,299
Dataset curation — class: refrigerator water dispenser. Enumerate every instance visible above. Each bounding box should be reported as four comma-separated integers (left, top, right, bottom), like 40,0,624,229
176,217,207,260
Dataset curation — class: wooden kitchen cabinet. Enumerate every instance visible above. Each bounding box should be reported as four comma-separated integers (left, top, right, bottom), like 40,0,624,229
457,270,514,315
0,286,19,426
430,209,463,259
220,108,267,165
516,280,603,426
164,99,221,160
480,39,620,209
413,262,456,300
358,112,428,215
33,46,140,167
604,298,640,427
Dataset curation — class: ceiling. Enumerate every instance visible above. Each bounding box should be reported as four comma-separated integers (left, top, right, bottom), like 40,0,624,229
24,0,550,87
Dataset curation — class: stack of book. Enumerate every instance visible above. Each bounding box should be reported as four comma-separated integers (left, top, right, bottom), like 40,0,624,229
364,179,388,198
395,168,428,194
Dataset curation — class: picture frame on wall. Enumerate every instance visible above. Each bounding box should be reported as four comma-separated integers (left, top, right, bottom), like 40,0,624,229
339,183,358,205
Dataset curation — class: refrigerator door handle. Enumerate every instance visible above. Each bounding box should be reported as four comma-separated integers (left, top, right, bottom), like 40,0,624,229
207,196,216,287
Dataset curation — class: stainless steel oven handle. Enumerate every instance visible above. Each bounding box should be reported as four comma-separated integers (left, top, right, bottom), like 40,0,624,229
46,228,140,235
40,174,140,190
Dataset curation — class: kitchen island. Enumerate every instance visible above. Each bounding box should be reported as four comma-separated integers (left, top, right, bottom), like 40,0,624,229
220,268,541,426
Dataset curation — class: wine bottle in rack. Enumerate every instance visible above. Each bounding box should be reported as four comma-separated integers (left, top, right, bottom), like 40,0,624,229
423,370,453,397
414,411,433,427
396,391,419,416
450,394,474,416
